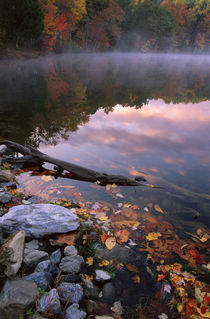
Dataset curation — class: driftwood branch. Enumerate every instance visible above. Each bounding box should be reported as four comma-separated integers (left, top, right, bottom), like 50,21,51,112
0,140,159,187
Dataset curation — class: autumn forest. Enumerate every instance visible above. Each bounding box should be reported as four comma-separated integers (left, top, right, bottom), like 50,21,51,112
0,0,209,53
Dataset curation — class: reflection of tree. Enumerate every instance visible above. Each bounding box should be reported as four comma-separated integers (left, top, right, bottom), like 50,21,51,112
0,54,209,146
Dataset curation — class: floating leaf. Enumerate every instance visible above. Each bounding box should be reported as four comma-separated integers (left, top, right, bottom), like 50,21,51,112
154,204,164,214
146,232,162,241
106,184,111,191
117,229,130,243
99,215,108,221
105,237,116,250
132,275,141,284
126,264,139,273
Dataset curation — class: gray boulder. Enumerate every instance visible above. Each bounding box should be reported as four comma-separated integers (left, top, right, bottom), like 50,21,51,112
65,304,86,319
0,278,39,319
0,204,80,238
37,288,62,315
58,283,83,304
83,279,99,300
59,255,84,274
35,260,51,273
0,230,25,277
24,272,53,290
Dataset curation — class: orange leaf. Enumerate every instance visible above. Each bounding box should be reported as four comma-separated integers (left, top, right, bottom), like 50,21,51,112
126,264,139,273
105,237,116,250
132,275,141,284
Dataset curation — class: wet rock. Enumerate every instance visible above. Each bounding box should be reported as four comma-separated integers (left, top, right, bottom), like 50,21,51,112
101,283,115,303
0,170,15,182
24,249,49,270
58,283,83,304
96,244,137,263
25,239,48,251
85,300,97,314
84,300,110,315
65,304,86,319
24,272,53,290
64,245,78,256
95,270,111,282
83,279,99,300
0,230,25,277
37,288,62,315
0,192,12,204
59,255,84,274
50,248,61,264
0,208,4,217
0,278,39,319
35,260,51,273
0,204,80,238
81,220,94,227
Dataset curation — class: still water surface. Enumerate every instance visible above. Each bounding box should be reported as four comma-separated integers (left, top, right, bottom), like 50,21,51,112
0,53,210,316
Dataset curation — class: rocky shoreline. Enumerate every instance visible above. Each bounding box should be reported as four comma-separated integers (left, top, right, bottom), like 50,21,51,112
0,144,121,319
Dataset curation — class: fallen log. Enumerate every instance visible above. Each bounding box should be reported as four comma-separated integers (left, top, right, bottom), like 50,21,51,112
0,140,159,187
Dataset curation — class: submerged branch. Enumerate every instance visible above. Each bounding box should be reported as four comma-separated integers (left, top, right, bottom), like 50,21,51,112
0,140,160,188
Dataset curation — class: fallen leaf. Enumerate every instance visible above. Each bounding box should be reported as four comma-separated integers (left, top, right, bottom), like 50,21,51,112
106,184,111,191
99,216,108,221
146,232,162,241
126,264,139,273
105,237,116,250
50,232,76,246
132,275,141,284
86,257,93,266
154,204,164,214
118,229,130,243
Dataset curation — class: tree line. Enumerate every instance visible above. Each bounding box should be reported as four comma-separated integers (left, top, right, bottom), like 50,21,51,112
0,0,209,52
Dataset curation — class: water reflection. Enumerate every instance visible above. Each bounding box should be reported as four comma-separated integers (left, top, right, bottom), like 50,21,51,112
0,53,210,146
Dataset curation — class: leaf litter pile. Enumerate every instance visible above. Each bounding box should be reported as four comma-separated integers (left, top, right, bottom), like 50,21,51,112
3,165,210,319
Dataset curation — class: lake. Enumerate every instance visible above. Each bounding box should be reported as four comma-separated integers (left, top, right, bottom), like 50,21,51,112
0,53,210,318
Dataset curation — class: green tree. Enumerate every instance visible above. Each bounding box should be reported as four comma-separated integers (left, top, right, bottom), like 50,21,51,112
0,0,44,48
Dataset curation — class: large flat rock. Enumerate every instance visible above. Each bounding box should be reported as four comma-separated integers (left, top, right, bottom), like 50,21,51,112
0,204,80,238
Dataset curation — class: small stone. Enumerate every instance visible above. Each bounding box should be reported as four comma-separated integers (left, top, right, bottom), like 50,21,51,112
50,248,61,264
95,317,114,319
81,220,94,227
35,260,51,273
60,274,80,283
64,245,78,256
0,182,17,188
101,283,115,303
37,288,62,315
25,239,48,251
95,270,111,282
24,249,49,269
83,279,99,300
0,192,12,204
24,272,53,290
0,278,39,319
59,255,84,274
0,170,15,182
65,304,86,319
0,230,25,277
58,283,83,304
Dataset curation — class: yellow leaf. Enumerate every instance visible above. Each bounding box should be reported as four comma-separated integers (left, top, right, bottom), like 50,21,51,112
112,184,117,188
146,232,162,241
105,237,116,250
84,274,93,281
132,275,141,284
98,259,110,267
86,257,93,266
177,303,183,313
154,204,164,214
99,216,108,221
41,176,52,182
124,203,131,208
